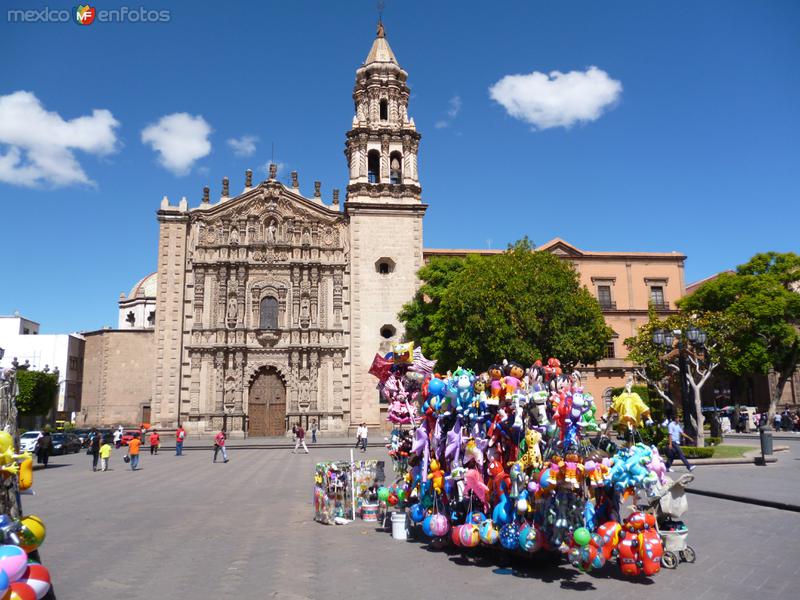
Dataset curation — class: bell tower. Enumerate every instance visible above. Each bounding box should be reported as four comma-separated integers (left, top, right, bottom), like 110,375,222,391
346,22,426,430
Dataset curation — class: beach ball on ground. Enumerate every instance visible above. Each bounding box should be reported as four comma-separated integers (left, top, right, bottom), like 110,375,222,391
479,520,499,545
459,524,480,548
0,546,27,583
499,523,520,550
13,563,49,600
17,517,45,554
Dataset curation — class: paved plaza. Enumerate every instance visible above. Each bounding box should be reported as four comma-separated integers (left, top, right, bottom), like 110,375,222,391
24,441,800,600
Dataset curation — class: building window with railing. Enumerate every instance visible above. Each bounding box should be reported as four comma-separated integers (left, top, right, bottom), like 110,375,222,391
650,285,667,309
597,285,615,309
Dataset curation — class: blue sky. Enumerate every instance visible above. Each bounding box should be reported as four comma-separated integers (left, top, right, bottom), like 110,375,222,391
1,0,798,333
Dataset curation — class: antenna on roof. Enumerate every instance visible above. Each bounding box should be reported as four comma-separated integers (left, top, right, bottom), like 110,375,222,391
376,0,385,36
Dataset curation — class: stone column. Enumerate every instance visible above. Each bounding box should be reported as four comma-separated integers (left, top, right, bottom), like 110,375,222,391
332,353,343,412
214,352,225,412
310,266,319,326
217,266,228,328
193,267,205,326
236,266,246,328
234,351,244,412
189,353,201,415
333,270,343,328
381,136,390,184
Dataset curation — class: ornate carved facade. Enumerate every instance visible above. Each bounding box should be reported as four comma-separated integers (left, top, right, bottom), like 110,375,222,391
151,24,426,435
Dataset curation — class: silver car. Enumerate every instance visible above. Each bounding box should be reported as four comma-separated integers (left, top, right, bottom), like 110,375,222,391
19,431,42,453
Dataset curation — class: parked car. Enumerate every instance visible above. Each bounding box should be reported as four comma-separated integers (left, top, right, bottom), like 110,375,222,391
51,433,81,455
73,428,92,447
19,431,42,453
120,430,140,446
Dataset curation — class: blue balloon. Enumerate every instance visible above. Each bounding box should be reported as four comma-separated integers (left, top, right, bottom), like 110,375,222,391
422,515,434,537
468,511,486,525
0,569,8,593
410,503,427,523
500,523,520,550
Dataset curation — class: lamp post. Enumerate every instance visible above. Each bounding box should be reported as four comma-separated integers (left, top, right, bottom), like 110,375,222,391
652,326,707,440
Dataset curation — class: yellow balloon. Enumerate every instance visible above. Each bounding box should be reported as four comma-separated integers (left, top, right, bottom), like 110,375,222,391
19,515,46,553
18,458,33,491
0,431,13,453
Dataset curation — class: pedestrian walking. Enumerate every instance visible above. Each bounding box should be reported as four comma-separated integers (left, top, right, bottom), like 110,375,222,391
88,428,102,471
149,429,160,455
100,438,112,471
665,417,696,472
113,426,122,449
311,420,318,444
127,433,141,470
293,424,309,454
175,424,186,456
355,423,368,452
35,429,52,468
773,412,782,431
213,430,229,463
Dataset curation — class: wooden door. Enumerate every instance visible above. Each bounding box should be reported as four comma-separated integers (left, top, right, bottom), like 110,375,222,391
249,369,286,437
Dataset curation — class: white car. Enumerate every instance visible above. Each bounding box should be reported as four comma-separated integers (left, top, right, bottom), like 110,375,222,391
19,431,42,453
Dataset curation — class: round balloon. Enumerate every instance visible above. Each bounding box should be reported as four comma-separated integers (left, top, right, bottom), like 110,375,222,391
451,525,463,547
14,563,49,600
422,515,434,537
0,569,9,598
467,511,486,525
499,523,520,550
429,514,449,537
459,523,480,548
410,503,427,523
377,487,390,503
0,545,28,583
8,582,36,600
518,525,541,553
18,516,45,554
479,520,499,545
573,527,591,547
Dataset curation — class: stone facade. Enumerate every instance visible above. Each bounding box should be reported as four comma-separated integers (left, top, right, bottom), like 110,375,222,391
149,26,422,436
81,329,154,426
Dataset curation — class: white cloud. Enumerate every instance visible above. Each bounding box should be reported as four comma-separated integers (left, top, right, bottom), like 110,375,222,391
435,94,462,129
141,113,211,176
227,134,258,157
489,66,622,130
0,90,119,188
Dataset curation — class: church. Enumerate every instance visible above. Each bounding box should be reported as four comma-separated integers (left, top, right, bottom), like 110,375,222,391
80,25,688,436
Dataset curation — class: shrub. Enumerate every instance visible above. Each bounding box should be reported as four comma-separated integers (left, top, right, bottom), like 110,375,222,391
658,443,715,459
705,436,721,447
15,370,58,416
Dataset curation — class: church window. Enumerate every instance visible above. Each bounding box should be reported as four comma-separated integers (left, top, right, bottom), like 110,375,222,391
380,325,396,339
389,151,402,184
380,99,388,121
375,257,395,274
260,296,279,330
126,311,135,326
368,150,381,183
147,311,156,326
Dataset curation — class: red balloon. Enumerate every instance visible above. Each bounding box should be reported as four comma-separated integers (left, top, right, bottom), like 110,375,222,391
9,582,37,600
451,525,463,546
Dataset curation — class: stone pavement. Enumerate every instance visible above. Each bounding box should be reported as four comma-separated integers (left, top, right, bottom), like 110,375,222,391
22,443,800,600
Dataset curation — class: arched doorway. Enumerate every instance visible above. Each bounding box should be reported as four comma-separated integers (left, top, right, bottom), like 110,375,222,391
248,367,286,436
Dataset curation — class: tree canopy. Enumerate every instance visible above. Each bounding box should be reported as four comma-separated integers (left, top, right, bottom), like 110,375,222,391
679,252,800,418
15,370,58,416
400,239,612,372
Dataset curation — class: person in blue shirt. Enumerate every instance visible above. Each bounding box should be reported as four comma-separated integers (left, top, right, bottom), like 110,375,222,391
666,417,696,472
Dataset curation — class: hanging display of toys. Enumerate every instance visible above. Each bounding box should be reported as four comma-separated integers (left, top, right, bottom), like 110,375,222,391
314,460,384,525
370,352,694,579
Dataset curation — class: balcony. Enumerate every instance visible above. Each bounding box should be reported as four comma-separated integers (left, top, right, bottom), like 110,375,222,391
598,301,617,310
651,301,671,311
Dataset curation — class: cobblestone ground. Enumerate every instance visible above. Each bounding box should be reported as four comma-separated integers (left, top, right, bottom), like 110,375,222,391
24,445,800,600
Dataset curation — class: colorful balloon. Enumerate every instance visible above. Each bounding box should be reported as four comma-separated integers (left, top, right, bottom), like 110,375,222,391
479,519,499,545
499,523,519,550
377,487,390,503
18,516,46,554
573,527,591,547
8,581,36,600
459,524,480,548
429,514,449,537
410,503,427,523
14,563,50,600
0,545,28,583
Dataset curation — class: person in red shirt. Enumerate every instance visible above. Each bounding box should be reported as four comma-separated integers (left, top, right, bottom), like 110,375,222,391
175,425,186,456
213,430,229,463
292,424,309,454
127,433,142,471
149,429,160,455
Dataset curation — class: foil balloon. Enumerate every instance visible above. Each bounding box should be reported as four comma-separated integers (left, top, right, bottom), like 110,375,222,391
459,523,480,548
479,520,499,545
17,516,46,554
429,514,449,537
499,523,520,550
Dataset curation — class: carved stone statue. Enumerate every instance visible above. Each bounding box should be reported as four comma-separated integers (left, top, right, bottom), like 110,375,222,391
227,297,238,326
267,220,277,244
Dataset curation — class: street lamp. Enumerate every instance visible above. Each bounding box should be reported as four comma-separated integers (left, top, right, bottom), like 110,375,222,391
652,326,708,439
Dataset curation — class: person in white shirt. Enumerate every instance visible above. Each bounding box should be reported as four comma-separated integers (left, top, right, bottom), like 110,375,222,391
113,426,123,449
355,423,368,452
666,417,696,472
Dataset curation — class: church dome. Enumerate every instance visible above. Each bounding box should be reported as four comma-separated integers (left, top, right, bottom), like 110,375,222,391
128,272,157,299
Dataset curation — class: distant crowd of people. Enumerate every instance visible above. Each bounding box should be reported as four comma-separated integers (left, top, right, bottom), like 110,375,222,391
769,410,800,432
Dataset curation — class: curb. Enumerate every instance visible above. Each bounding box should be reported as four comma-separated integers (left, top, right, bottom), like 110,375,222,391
686,488,800,513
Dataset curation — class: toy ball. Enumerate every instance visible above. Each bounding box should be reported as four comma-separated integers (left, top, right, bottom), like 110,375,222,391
0,545,28,583
467,511,486,525
573,527,591,547
580,543,606,571
387,494,398,506
518,525,541,553
8,581,36,600
451,525,463,546
568,546,583,568
459,523,480,548
499,523,520,550
17,517,45,555
479,520,499,545
14,563,50,600
429,514,449,537
410,503,427,523
421,515,434,537
427,378,446,398
377,487,390,503
396,488,407,502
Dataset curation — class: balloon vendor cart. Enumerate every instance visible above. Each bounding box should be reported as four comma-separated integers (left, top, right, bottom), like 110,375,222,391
314,459,384,525
369,343,696,579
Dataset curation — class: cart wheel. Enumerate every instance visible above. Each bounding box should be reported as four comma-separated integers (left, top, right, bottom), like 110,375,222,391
661,551,678,569
681,546,696,563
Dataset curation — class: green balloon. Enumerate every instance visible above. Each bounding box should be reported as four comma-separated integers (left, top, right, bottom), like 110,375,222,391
397,488,407,501
377,487,390,502
573,527,591,547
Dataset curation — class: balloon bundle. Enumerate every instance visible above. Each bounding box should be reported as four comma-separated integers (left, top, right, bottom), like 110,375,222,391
0,514,52,600
371,350,673,579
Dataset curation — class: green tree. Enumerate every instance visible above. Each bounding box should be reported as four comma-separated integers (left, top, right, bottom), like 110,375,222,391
680,252,800,422
15,370,58,416
399,256,466,361
401,239,612,372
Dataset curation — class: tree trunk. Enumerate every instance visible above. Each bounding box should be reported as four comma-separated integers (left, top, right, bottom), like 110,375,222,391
768,342,799,423
0,373,22,519
688,379,705,447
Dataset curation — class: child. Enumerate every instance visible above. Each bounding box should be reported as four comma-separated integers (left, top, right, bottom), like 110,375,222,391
100,439,112,471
